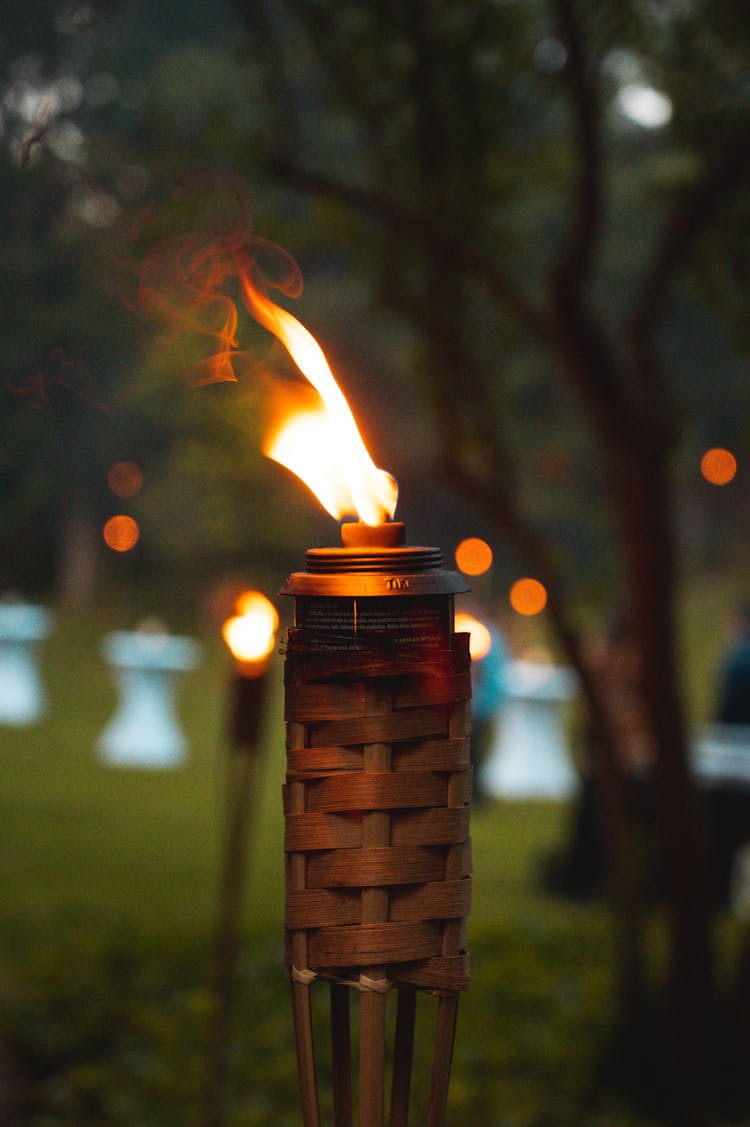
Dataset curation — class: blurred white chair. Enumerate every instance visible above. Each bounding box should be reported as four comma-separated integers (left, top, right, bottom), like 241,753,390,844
97,625,201,768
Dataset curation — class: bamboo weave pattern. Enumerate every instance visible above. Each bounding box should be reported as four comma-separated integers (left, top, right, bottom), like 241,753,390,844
284,630,472,996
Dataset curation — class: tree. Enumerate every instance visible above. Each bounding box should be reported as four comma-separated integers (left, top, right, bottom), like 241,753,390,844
0,0,321,603
226,0,750,1118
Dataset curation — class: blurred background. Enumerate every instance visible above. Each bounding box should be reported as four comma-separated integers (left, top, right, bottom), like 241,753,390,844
2,1,750,1124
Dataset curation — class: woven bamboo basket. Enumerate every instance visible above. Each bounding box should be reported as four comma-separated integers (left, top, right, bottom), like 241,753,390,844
283,627,472,1126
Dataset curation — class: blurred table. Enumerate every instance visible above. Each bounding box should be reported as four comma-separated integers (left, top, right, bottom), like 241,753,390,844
0,602,53,726
693,723,750,911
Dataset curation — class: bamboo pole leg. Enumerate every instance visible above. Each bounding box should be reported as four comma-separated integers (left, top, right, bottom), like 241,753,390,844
389,987,417,1127
331,982,353,1127
426,994,459,1127
291,979,320,1127
359,989,387,1126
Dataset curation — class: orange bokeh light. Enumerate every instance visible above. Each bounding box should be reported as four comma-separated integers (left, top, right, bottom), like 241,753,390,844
509,577,548,616
700,447,737,486
103,515,140,552
455,537,493,577
107,460,144,498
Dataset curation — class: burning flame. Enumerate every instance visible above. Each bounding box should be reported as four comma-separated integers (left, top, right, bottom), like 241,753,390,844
137,214,397,526
243,277,397,525
222,590,279,666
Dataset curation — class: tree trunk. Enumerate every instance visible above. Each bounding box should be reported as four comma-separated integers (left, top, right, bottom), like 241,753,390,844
619,448,716,1117
58,493,99,611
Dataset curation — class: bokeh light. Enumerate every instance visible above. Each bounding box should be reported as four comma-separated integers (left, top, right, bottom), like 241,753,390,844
454,612,492,659
615,83,673,129
107,460,144,498
509,577,548,616
700,447,737,486
103,514,140,552
455,537,493,577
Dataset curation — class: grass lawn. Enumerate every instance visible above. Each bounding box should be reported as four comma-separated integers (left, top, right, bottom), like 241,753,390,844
0,597,740,1125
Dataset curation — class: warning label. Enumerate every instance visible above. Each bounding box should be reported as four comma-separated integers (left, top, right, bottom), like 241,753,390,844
296,596,451,652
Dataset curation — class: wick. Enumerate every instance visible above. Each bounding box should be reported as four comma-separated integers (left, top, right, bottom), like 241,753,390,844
340,521,406,549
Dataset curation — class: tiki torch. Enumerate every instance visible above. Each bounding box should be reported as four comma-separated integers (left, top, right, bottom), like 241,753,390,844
205,590,279,1127
280,519,471,1127
141,225,473,1123
234,261,475,1125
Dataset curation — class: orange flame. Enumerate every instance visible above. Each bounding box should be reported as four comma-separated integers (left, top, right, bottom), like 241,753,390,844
241,274,396,525
137,212,396,525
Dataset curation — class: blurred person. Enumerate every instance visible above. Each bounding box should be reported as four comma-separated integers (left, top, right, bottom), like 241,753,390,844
715,605,750,726
702,605,750,907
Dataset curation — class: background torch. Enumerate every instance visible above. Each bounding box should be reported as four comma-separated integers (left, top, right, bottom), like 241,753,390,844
222,589,280,746
205,590,279,1127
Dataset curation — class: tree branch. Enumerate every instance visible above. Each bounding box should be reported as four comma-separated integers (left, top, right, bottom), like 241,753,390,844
626,125,750,439
544,1,639,448
550,0,604,291
269,155,551,343
631,125,750,351
234,0,302,155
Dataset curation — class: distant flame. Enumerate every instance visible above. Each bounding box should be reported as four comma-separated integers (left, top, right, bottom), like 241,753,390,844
136,211,397,526
222,590,279,666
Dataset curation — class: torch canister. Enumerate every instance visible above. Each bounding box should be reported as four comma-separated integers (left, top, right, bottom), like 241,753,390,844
280,520,472,1127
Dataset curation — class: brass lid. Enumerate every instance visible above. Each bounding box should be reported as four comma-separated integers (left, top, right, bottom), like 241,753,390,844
279,524,469,598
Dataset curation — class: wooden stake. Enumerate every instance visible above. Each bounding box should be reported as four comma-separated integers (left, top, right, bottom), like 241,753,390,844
203,746,259,1127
